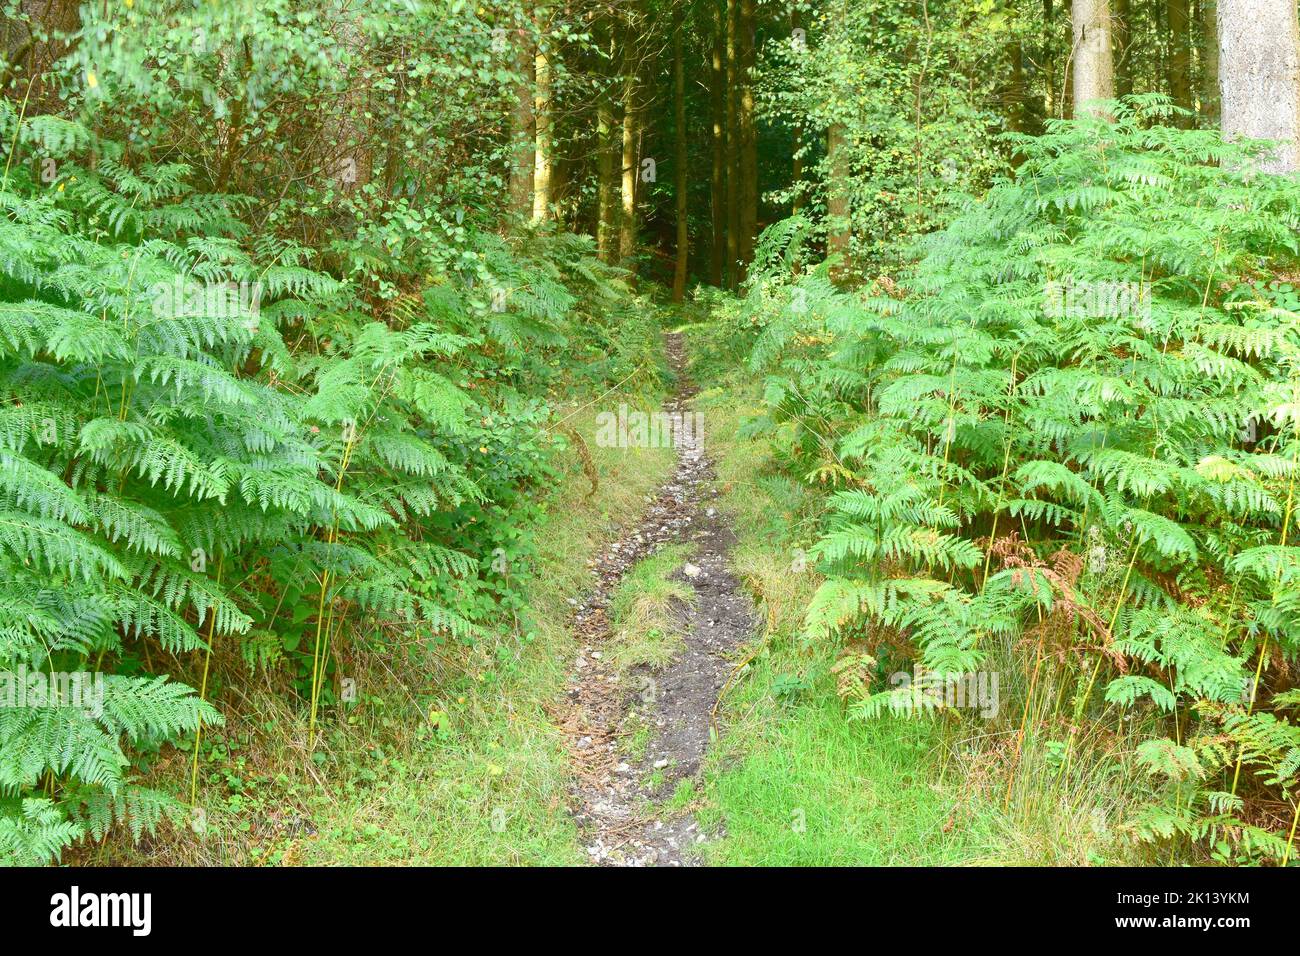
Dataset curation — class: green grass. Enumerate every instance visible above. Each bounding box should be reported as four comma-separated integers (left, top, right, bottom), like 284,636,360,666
665,778,697,813
606,544,694,672
288,399,678,865
699,694,1002,865
689,372,1003,865
81,392,676,867
624,713,654,762
80,313,1150,867
685,324,1155,866
680,362,999,865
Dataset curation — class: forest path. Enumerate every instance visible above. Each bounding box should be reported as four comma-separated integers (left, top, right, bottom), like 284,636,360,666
560,332,757,866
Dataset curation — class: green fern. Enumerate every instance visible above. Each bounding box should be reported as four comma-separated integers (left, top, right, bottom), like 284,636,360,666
746,99,1300,862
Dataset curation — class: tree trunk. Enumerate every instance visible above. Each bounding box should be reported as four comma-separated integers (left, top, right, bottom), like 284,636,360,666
791,125,804,212
710,0,727,285
1114,0,1132,98
531,12,553,222
550,149,569,227
826,124,850,280
618,48,640,263
724,0,740,288
1072,0,1115,117
326,16,371,203
1168,0,1193,123
737,0,758,279
672,21,689,302
596,90,617,262
595,21,618,260
1200,0,1219,122
791,7,804,212
1218,0,1300,172
6,0,78,99
1044,0,1060,118
1155,0,1168,94
1007,41,1028,131
508,18,535,218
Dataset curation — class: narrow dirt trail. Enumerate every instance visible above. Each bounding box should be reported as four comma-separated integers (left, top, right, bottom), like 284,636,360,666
560,332,758,866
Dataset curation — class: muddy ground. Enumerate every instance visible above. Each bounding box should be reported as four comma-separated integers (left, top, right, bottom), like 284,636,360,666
560,332,758,866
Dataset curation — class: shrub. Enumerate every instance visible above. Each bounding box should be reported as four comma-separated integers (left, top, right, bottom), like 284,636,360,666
742,99,1300,863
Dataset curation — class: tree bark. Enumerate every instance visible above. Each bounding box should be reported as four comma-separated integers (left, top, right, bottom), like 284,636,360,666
710,0,727,285
1071,0,1115,118
737,0,758,279
672,21,689,302
1217,0,1300,172
618,39,640,263
596,90,617,261
724,0,740,288
1007,41,1028,131
1200,0,1219,122
596,21,618,261
508,17,536,218
791,7,804,212
1042,0,1055,118
326,15,371,200
531,10,553,222
826,124,850,281
1114,0,1132,98
7,0,78,99
1168,0,1193,123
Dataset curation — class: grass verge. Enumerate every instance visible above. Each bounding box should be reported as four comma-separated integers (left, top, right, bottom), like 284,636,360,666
685,324,1153,866
293,399,676,865
80,394,676,866
606,544,694,672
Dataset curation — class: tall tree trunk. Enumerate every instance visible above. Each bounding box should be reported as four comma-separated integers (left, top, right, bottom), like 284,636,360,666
596,25,618,261
672,20,689,302
724,0,740,288
1044,0,1059,118
710,0,727,285
531,10,553,222
1072,0,1115,117
1114,0,1132,98
1168,0,1193,123
1200,0,1219,122
550,149,569,227
216,41,253,193
791,7,804,212
6,0,79,99
596,90,617,261
618,42,640,263
1155,0,1168,94
826,124,850,282
1218,0,1300,172
1007,41,1028,131
737,0,758,279
508,17,535,218
324,15,371,213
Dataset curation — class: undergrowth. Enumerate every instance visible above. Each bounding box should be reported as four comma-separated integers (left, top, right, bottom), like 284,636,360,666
607,544,695,672
0,95,668,863
74,390,676,865
688,332,1158,864
714,98,1300,865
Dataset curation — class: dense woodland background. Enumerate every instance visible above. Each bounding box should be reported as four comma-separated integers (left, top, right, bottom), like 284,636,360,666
3,0,1300,867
